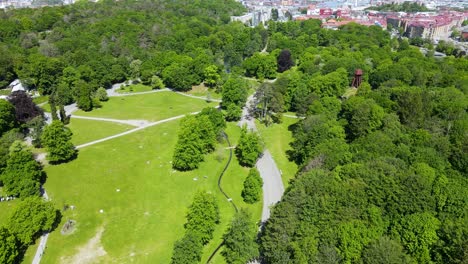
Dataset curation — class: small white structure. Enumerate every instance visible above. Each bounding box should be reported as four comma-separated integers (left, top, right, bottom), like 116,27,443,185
9,79,25,92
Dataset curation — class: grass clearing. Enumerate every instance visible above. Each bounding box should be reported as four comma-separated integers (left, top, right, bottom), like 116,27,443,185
0,88,11,96
42,119,260,263
186,84,222,100
74,91,218,121
67,118,134,146
33,95,49,105
0,200,18,227
117,84,153,94
256,117,299,186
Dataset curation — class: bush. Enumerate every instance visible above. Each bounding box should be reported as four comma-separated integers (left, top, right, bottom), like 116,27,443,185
151,75,164,90
95,87,108,101
242,168,263,204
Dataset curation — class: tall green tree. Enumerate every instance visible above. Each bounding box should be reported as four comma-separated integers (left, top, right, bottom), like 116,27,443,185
170,232,203,264
235,127,262,167
7,197,59,245
41,120,76,164
1,141,43,197
185,191,220,244
0,100,16,137
242,168,263,204
221,77,248,109
222,209,259,263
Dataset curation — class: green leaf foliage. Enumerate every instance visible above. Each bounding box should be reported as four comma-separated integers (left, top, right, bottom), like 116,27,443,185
41,120,76,164
242,168,263,204
0,227,20,264
0,100,16,137
222,209,259,263
170,232,203,264
235,127,262,167
172,114,218,171
7,197,59,245
1,141,43,197
221,77,248,110
184,191,220,245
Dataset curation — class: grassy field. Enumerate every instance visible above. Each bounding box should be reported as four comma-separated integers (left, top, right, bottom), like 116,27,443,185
41,118,260,263
0,88,11,96
186,84,222,100
256,117,299,186
74,91,218,121
0,200,18,227
67,118,134,146
32,95,49,105
117,84,153,94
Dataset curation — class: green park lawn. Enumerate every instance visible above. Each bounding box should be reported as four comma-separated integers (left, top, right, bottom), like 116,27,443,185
0,199,18,227
74,91,218,121
256,117,299,186
117,83,153,94
186,84,222,100
67,118,134,146
41,119,260,263
32,95,49,105
0,88,11,95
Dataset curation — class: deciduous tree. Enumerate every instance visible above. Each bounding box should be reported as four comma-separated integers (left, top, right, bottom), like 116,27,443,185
41,120,76,164
7,197,59,245
1,141,43,197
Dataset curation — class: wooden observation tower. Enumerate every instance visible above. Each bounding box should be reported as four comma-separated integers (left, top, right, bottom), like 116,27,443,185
351,69,363,88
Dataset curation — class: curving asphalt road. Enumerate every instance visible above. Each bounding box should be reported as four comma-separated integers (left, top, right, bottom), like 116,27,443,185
238,95,285,222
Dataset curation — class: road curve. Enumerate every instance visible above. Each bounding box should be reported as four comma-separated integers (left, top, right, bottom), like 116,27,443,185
238,95,285,222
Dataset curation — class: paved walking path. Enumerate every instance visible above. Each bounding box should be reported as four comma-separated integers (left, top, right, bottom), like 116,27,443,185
70,115,149,127
238,95,285,222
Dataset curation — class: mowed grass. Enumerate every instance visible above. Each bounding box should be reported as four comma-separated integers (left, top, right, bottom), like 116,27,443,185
67,118,134,146
74,91,218,121
117,84,153,94
42,120,260,263
256,117,299,186
186,84,222,100
0,200,18,227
